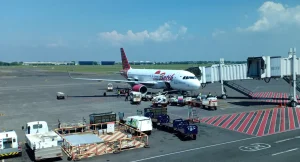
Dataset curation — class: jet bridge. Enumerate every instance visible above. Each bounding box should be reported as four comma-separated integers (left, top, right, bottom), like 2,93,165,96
198,59,254,99
191,48,300,107
246,48,300,107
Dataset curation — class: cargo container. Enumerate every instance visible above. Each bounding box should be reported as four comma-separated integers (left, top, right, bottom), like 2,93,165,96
89,112,117,129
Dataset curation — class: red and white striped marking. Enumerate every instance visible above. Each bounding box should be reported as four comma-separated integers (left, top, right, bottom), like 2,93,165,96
201,107,300,137
251,92,300,104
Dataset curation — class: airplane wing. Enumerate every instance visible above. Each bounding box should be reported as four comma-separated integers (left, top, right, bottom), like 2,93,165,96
68,72,157,86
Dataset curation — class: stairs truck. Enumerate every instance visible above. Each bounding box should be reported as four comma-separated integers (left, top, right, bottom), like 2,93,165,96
22,121,63,161
0,130,22,158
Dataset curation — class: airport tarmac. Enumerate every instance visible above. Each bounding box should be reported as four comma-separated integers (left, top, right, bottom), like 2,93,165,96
0,69,300,162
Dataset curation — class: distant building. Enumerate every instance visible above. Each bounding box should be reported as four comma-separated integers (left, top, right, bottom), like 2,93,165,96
22,61,74,66
78,61,98,65
101,61,115,65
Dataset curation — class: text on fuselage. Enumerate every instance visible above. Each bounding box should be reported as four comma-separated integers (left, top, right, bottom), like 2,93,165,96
153,74,175,81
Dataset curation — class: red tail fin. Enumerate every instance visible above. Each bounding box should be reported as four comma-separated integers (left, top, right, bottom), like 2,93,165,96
120,48,131,70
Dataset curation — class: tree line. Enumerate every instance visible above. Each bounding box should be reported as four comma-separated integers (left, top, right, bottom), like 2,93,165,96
0,62,23,66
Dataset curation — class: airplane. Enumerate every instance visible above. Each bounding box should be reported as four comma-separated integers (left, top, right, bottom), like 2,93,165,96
68,48,201,95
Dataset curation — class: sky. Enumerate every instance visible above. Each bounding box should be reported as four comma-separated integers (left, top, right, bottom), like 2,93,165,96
1,0,300,62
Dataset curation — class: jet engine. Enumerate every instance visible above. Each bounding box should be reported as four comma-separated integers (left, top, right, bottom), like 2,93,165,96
132,84,147,94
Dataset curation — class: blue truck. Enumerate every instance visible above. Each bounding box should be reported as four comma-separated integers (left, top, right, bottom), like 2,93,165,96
145,112,198,140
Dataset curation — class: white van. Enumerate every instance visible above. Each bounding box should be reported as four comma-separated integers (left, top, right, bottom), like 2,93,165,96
125,116,152,135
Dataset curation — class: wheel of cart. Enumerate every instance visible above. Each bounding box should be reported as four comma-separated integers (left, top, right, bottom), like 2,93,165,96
192,134,197,140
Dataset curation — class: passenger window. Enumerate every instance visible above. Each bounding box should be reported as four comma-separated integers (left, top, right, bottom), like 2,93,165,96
13,139,16,142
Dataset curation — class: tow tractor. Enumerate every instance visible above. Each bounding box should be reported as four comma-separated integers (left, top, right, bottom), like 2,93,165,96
0,130,22,158
169,95,186,106
22,121,63,161
150,114,198,140
56,92,65,100
107,83,113,92
142,92,154,101
129,91,142,104
191,95,218,110
152,94,168,107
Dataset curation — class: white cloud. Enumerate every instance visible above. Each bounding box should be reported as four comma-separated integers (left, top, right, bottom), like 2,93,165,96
212,29,226,37
98,21,188,45
238,1,300,32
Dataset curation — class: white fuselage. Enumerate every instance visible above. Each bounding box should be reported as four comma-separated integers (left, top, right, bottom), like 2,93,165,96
126,69,201,91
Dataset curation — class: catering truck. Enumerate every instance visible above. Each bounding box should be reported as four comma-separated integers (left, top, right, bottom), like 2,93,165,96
0,130,22,158
22,121,63,161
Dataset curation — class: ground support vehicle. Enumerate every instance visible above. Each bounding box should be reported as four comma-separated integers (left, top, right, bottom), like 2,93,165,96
55,121,149,161
190,95,218,110
22,121,63,161
143,107,167,129
152,95,168,107
184,97,193,105
169,96,193,106
124,116,153,135
107,83,113,92
89,112,117,130
142,92,154,101
56,112,117,134
129,91,142,104
144,107,167,119
153,114,198,140
168,96,178,106
0,130,22,158
56,92,65,100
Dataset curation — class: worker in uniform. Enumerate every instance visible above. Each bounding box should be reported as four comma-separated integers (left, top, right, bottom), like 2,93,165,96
207,92,212,97
125,92,128,101
117,90,120,98
157,91,161,96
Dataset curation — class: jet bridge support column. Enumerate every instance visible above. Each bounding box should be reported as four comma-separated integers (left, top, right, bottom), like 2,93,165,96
291,48,298,107
219,58,227,99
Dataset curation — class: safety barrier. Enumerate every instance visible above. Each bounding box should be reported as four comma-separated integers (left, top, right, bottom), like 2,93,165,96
54,121,149,161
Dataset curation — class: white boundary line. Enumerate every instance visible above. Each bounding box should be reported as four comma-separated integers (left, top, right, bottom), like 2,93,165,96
272,148,298,156
131,126,300,162
130,136,259,162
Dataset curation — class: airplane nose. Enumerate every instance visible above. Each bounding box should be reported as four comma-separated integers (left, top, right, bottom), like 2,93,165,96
193,80,201,89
